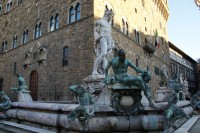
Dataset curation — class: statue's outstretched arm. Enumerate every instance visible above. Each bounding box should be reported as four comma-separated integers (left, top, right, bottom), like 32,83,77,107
128,60,144,73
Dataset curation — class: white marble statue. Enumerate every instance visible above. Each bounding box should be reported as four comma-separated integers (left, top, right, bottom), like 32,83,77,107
184,78,189,89
182,78,190,99
178,74,190,100
160,65,169,87
179,73,184,85
92,9,115,78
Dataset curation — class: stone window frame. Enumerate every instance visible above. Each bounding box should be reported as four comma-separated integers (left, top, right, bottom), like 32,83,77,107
134,28,140,44
63,46,69,66
68,0,81,24
12,34,17,49
105,2,114,26
75,3,81,20
122,17,129,36
5,0,12,13
34,21,42,39
2,41,8,53
49,12,59,32
22,29,29,44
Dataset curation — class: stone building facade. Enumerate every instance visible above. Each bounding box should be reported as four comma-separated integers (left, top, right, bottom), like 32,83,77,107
0,0,170,101
169,41,198,95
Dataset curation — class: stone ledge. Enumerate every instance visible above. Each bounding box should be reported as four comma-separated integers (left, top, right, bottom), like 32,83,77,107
145,100,191,111
11,101,191,112
11,102,114,112
0,121,56,133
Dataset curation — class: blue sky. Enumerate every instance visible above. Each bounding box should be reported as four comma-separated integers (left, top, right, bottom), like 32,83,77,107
168,0,200,61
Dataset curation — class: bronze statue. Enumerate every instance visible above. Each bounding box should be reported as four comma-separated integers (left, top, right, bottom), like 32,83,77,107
164,93,187,130
67,85,95,123
190,91,200,110
160,65,169,87
11,74,28,92
105,49,156,108
168,74,184,93
0,91,11,110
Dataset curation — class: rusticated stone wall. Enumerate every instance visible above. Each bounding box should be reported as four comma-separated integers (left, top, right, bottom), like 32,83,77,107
0,0,95,101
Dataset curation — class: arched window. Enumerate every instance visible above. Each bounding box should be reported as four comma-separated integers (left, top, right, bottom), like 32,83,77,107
69,7,75,23
122,19,125,34
10,1,12,8
134,29,140,44
34,22,42,39
34,25,37,38
2,41,7,53
50,13,59,32
75,3,81,20
5,41,7,51
35,24,39,38
126,22,129,35
12,35,17,49
50,16,54,31
25,29,28,42
38,22,42,36
69,3,81,23
63,46,69,66
122,18,128,36
55,14,59,29
0,5,2,15
6,3,10,12
6,0,12,13
23,29,28,44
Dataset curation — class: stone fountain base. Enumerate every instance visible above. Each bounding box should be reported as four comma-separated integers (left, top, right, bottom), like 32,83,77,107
3,101,193,133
